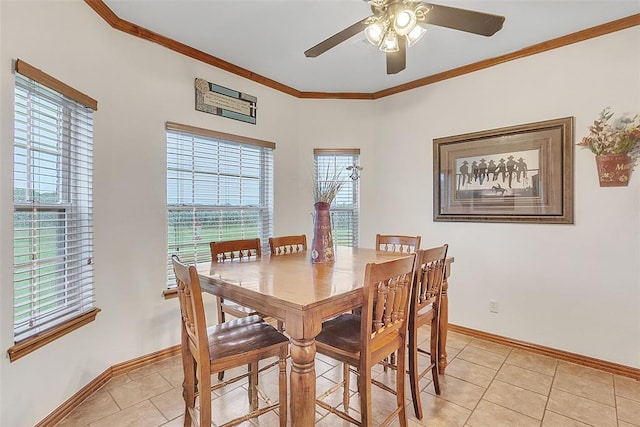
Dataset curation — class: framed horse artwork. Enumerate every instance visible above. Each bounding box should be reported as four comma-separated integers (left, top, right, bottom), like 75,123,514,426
433,117,574,224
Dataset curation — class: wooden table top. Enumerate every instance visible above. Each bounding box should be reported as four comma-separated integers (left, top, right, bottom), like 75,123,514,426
196,246,409,309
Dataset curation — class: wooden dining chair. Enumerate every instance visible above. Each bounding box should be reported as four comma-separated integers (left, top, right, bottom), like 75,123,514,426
315,254,417,427
269,234,307,255
376,234,421,253
268,234,307,332
408,244,449,419
210,238,268,379
375,233,421,370
171,255,288,427
210,238,263,325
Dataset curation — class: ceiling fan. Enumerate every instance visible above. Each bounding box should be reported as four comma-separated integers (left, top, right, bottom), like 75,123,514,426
304,0,505,75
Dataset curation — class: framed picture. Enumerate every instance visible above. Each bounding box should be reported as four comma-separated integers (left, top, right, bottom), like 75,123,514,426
433,117,574,223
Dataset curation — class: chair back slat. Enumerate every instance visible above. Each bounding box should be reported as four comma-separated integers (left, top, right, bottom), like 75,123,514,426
376,234,421,254
269,235,307,256
364,255,416,343
210,238,261,263
385,280,396,325
373,285,386,333
414,245,448,312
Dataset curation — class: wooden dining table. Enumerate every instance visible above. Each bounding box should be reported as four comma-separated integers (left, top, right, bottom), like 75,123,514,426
196,246,454,426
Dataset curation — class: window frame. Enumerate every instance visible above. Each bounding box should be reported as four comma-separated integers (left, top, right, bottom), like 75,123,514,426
165,122,275,296
8,59,99,362
313,148,360,247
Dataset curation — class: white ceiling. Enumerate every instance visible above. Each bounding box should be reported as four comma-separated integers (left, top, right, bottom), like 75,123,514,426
101,0,640,93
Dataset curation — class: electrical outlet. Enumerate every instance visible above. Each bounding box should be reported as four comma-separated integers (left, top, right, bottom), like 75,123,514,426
489,299,499,313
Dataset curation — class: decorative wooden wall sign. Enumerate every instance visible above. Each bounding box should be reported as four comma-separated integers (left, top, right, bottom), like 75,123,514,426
195,78,257,124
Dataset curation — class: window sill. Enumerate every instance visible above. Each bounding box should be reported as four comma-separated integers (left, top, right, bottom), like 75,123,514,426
7,308,101,362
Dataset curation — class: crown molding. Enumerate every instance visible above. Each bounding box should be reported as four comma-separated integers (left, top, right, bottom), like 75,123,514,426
85,0,639,100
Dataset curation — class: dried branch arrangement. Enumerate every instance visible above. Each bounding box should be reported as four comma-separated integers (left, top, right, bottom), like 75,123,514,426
314,163,345,204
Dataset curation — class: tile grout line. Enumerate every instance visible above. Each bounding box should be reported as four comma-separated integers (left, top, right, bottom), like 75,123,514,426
462,339,514,426
538,356,560,426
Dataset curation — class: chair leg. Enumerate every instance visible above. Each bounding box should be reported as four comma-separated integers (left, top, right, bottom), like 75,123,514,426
216,297,226,325
408,322,423,419
216,297,225,381
431,317,441,395
249,362,259,411
180,323,197,427
382,351,397,372
397,344,408,427
278,347,288,427
359,365,373,426
198,363,212,427
432,362,440,394
182,354,196,427
342,363,350,411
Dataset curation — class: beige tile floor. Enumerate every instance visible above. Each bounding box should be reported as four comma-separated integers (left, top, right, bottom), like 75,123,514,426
56,329,640,426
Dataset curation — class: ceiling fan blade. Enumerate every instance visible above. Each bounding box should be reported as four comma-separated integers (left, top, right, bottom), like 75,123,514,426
386,36,406,74
421,3,505,36
304,19,369,58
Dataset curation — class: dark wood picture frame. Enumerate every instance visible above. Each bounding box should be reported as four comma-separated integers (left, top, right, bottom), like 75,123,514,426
433,117,574,224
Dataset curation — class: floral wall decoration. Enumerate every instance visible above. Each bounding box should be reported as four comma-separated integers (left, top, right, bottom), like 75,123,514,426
578,108,640,187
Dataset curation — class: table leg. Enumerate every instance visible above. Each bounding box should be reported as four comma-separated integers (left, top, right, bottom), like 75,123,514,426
438,263,451,373
289,337,316,426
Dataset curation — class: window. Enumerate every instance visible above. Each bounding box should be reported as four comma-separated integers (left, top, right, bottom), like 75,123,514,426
166,122,274,287
10,60,98,361
314,149,360,247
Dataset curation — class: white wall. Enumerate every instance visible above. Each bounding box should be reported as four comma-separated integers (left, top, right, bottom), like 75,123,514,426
0,2,302,426
1,1,638,425
295,99,379,238
366,29,640,367
294,28,640,366
298,28,640,369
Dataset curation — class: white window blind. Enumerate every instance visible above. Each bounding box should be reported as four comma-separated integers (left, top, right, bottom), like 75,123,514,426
314,149,360,247
13,68,95,343
166,123,274,287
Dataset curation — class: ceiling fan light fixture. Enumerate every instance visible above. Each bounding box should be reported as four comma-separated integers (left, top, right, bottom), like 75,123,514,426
304,1,505,74
364,21,386,46
406,24,426,46
379,30,399,52
393,8,417,36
